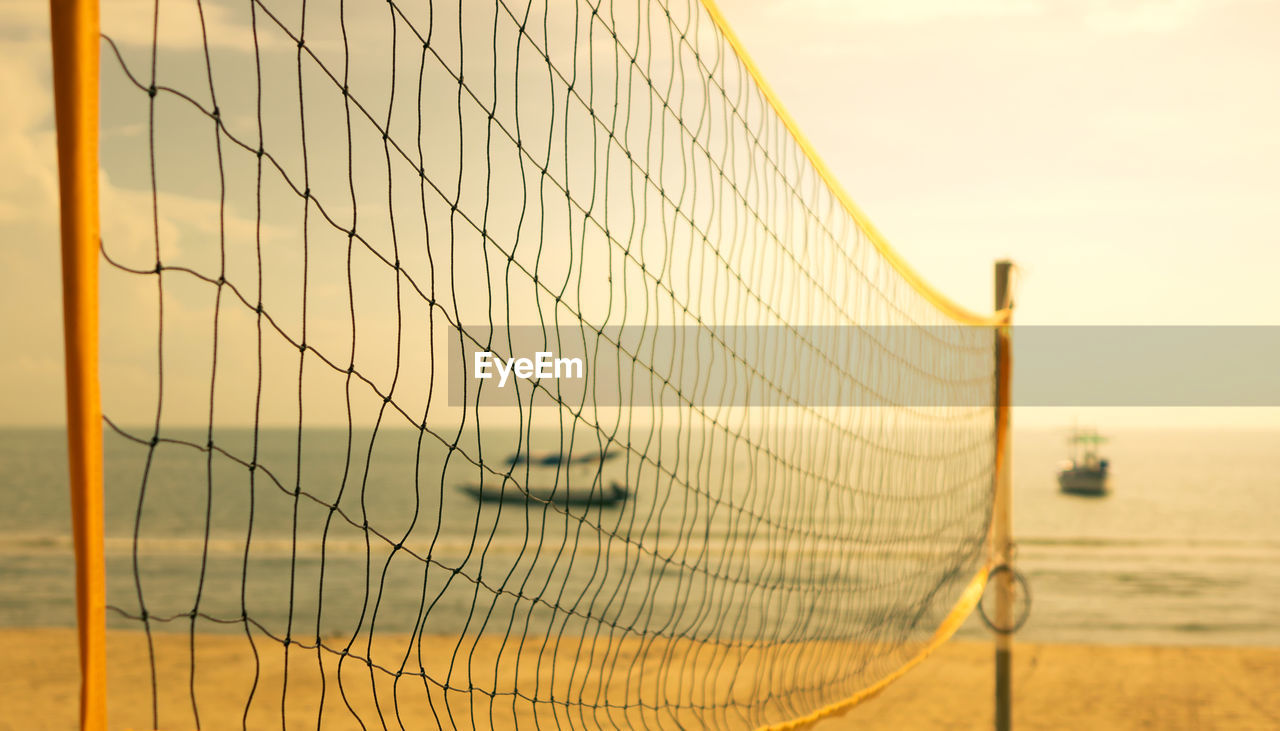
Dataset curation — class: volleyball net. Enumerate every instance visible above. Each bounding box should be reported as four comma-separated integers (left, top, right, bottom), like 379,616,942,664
53,0,1011,728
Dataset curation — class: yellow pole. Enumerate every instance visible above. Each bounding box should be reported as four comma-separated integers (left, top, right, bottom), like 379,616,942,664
49,0,106,729
993,260,1014,731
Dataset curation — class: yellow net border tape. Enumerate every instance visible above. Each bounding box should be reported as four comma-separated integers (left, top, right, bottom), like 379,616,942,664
759,566,991,730
695,2,1003,725
696,0,1010,328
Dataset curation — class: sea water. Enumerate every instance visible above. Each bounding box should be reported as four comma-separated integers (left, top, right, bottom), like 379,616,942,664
2,427,1277,646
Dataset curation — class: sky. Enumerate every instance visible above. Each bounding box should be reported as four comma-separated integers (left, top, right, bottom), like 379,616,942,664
709,0,1280,427
713,0,1280,326
1,0,1277,428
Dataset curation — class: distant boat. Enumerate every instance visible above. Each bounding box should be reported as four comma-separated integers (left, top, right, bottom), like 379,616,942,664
1058,428,1110,496
505,450,620,467
460,450,629,506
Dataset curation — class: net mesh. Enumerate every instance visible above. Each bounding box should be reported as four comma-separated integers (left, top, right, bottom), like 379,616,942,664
95,0,996,727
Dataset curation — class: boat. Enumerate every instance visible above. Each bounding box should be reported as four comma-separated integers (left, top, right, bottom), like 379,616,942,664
1057,428,1110,496
460,450,630,506
460,480,629,506
505,450,620,467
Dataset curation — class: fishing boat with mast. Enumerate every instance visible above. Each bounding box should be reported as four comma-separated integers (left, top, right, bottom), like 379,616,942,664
1058,427,1110,496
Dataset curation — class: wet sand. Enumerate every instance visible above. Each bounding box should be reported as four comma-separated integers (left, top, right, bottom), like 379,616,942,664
2,629,1278,729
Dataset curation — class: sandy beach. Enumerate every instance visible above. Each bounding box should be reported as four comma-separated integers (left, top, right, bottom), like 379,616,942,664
3,629,1278,729
837,640,1280,730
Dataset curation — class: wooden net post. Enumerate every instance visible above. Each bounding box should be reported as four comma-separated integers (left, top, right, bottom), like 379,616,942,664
50,0,106,728
993,259,1014,731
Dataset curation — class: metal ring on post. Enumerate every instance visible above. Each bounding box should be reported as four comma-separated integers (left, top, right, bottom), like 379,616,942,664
979,564,1031,635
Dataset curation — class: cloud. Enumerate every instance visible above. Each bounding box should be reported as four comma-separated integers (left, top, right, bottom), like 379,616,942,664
101,0,282,53
0,7,63,424
0,2,50,43
834,0,1044,23
737,0,1259,34
1083,0,1211,33
0,3,290,424
0,11,57,227
749,0,1043,27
